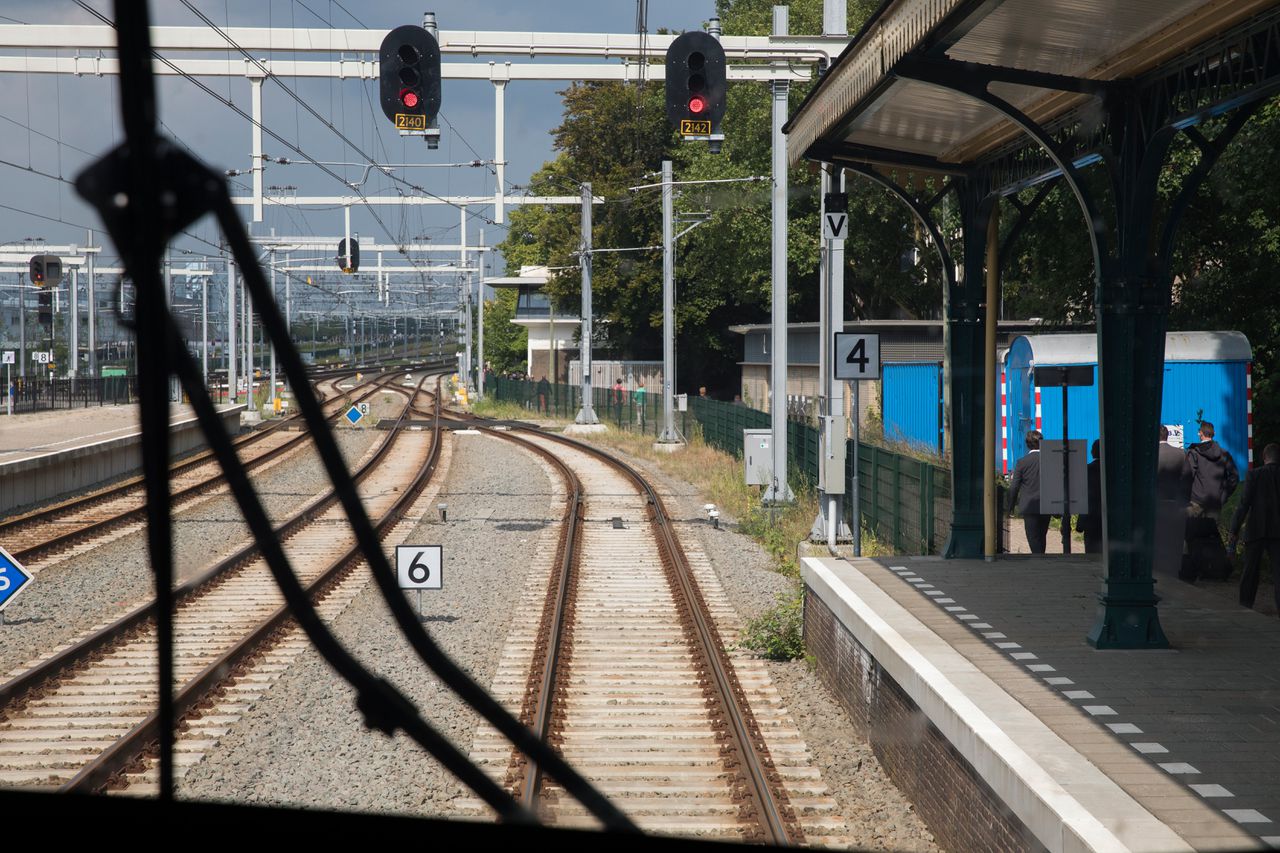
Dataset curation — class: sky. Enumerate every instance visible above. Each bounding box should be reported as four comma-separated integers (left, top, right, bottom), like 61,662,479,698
0,0,715,280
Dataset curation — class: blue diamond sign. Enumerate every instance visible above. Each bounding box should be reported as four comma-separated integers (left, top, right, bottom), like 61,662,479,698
345,405,363,425
0,546,33,613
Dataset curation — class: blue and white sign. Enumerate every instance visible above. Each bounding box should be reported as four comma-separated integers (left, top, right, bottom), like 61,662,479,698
345,405,364,425
0,547,34,613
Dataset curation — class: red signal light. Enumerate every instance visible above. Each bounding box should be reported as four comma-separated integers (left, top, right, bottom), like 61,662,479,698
688,95,707,115
400,88,420,109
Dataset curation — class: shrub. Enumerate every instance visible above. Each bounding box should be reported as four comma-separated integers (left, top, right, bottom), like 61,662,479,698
739,588,804,661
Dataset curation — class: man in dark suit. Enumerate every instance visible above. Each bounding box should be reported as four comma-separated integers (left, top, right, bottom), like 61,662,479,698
1008,429,1050,554
1184,421,1239,581
1154,426,1193,576
1229,443,1280,612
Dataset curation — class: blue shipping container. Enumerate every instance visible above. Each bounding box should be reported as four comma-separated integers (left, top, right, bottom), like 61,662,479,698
1003,332,1252,475
883,362,943,454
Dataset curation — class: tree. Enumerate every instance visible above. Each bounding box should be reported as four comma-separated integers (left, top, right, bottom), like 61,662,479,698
497,0,930,396
482,288,527,375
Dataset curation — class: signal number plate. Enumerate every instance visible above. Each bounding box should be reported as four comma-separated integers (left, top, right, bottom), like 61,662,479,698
680,119,712,135
395,113,427,130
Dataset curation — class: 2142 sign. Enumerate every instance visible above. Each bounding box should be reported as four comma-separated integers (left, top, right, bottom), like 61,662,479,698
395,113,427,131
679,119,712,136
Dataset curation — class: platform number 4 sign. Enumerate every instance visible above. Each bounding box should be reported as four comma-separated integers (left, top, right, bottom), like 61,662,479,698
833,333,881,380
397,545,442,590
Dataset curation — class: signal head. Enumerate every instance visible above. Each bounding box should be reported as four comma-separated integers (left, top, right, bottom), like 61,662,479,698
665,31,727,146
379,25,441,132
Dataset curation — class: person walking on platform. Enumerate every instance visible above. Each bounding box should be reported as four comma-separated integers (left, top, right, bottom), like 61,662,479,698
1155,426,1193,576
1183,421,1239,582
536,375,550,414
1076,440,1103,554
1229,443,1280,613
634,380,647,430
1009,429,1050,554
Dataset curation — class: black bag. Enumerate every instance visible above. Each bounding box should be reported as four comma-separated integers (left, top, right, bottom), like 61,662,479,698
1181,515,1233,582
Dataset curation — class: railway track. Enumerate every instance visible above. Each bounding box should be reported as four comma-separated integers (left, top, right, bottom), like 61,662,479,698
0,365,431,566
0,374,449,793
457,418,849,844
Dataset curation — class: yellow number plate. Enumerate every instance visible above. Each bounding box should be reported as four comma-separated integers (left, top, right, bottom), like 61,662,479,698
680,119,712,135
395,113,427,130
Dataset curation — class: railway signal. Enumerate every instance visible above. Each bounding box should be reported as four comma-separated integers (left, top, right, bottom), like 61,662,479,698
337,238,360,274
665,30,727,153
379,24,442,148
28,254,62,287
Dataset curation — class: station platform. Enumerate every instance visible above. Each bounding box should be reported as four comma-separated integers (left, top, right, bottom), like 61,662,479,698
0,403,244,515
802,552,1280,852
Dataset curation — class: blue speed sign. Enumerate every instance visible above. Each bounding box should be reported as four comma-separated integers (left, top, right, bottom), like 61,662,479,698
0,547,34,612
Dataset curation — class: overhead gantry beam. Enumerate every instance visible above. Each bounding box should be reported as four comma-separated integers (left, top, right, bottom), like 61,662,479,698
0,25,848,63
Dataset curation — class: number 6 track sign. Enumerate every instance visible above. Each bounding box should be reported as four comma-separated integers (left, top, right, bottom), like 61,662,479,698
397,545,443,590
833,333,881,381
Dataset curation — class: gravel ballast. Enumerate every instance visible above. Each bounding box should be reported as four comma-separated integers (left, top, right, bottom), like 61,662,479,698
178,429,559,814
175,424,941,850
573,441,940,852
0,423,384,677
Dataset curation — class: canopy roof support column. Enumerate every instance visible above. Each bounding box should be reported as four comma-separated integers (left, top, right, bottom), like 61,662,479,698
1088,97,1175,648
947,176,996,559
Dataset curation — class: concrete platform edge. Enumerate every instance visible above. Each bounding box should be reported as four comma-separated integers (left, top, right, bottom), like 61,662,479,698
0,405,245,515
801,555,1192,853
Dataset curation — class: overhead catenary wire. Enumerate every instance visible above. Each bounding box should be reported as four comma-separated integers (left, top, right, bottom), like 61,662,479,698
69,0,436,288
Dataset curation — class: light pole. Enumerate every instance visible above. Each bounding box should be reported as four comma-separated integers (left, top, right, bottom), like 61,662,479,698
628,167,765,447
575,182,599,425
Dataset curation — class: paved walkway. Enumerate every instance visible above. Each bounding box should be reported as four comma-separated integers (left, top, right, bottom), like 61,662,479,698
0,404,216,464
854,553,1280,849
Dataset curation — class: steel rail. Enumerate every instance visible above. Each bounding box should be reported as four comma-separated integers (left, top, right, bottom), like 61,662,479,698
1,363,449,563
400,407,586,811
0,359,441,535
0,374,437,721
436,406,798,843
0,365,370,535
59,373,444,793
526,427,800,845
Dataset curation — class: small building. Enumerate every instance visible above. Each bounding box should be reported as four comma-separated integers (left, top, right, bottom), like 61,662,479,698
733,320,1043,453
484,266,578,382
1003,331,1253,473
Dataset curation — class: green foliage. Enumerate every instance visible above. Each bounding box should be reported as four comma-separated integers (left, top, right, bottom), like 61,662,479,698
739,586,805,661
998,99,1280,450
482,289,527,375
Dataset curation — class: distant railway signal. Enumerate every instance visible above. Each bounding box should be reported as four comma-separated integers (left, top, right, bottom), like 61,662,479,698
337,238,360,274
28,254,62,287
380,24,442,148
665,31,727,153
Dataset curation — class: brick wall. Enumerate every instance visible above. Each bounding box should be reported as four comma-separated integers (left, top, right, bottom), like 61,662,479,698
804,589,1044,852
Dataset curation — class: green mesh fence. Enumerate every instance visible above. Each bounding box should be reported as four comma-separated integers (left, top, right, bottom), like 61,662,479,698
491,378,952,554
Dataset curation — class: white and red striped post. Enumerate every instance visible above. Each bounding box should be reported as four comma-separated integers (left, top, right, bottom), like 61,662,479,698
1247,361,1254,468
1000,368,1008,474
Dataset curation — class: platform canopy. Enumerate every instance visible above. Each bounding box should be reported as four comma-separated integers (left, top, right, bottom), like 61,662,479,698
783,0,1280,650
786,0,1279,175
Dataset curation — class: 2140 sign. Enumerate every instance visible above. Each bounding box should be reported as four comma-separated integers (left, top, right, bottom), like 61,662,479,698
395,113,427,131
679,119,712,136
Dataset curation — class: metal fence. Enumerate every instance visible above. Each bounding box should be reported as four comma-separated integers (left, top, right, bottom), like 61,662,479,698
493,378,956,555
6,375,139,413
